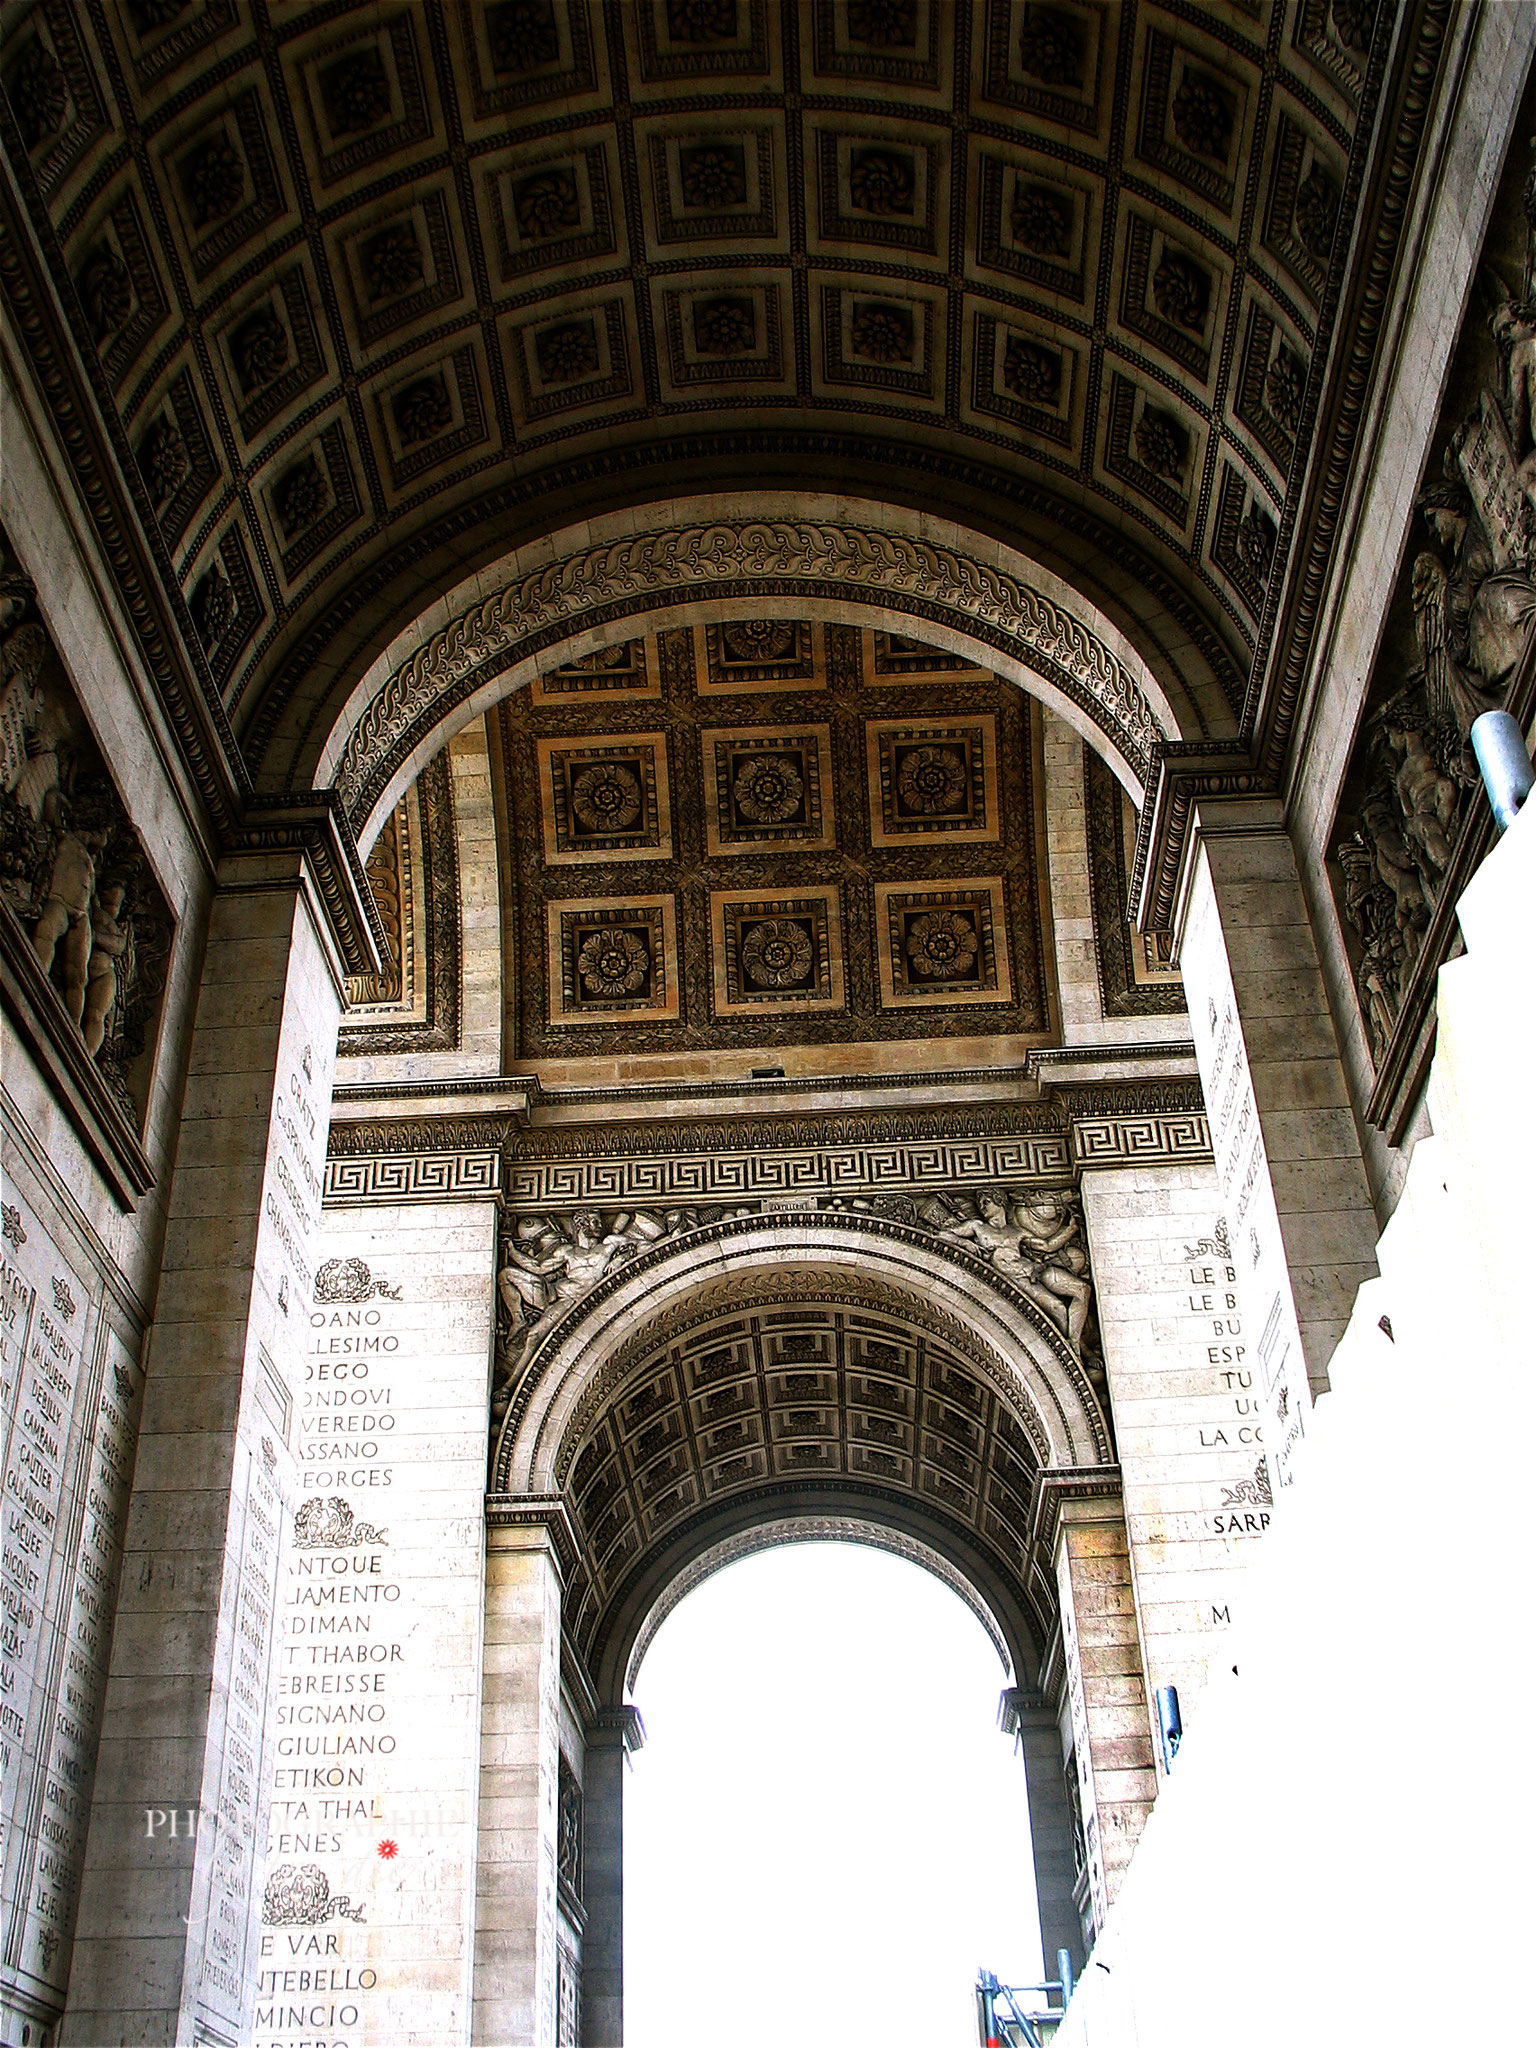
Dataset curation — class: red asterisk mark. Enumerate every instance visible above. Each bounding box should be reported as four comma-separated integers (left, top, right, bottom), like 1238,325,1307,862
377,1838,399,1859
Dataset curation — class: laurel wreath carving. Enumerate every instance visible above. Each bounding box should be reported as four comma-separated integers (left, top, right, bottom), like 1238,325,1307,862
335,521,1165,818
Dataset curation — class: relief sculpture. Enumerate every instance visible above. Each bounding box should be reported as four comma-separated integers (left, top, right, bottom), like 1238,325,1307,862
0,532,173,1124
1333,250,1536,1067
932,1187,1096,1356
491,1185,1100,1426
493,1203,756,1420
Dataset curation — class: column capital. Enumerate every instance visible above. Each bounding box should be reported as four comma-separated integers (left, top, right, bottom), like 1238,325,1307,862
589,1705,646,1756
485,1492,579,1577
999,1684,1056,1734
220,793,384,980
1029,1465,1125,1564
1131,741,1272,941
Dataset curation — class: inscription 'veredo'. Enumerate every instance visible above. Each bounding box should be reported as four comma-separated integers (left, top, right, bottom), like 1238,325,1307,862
256,1239,486,2048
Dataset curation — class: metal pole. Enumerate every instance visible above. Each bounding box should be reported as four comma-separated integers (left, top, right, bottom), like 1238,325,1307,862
976,1969,1001,2048
1471,709,1534,832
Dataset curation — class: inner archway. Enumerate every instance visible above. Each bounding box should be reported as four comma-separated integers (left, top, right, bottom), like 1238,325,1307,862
477,1212,1113,2046
314,596,1218,2048
624,1542,1042,2048
302,491,1232,862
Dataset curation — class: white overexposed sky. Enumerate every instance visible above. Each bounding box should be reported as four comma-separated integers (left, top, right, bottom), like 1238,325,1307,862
624,1542,1044,2048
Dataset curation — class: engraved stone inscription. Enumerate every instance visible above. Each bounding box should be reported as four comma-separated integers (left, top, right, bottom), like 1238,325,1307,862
257,1215,489,2048
0,1173,140,2023
1195,982,1309,1490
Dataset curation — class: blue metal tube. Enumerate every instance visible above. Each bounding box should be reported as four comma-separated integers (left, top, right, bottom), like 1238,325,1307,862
1155,1683,1183,1772
1471,710,1534,833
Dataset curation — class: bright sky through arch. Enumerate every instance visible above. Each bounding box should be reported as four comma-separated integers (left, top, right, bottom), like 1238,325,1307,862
624,1543,1044,2048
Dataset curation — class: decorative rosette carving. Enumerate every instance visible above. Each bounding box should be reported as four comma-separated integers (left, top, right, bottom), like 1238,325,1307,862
571,763,642,832
897,745,967,813
733,755,803,823
578,928,650,997
741,918,813,987
905,909,978,979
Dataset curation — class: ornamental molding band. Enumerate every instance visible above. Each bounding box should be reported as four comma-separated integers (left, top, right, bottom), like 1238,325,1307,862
1070,1112,1213,1170
222,792,385,978
338,748,460,1056
324,1149,501,1206
1084,745,1187,1017
499,1138,1077,1209
321,1092,1213,1207
333,520,1168,825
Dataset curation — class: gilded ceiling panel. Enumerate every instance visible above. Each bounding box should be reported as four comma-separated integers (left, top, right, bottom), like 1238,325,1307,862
492,619,1051,1057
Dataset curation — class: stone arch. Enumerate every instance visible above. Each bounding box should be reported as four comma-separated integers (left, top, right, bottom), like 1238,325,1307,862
495,1211,1112,1494
305,493,1235,852
490,1216,1106,2024
491,1212,1113,1705
622,1518,1017,1698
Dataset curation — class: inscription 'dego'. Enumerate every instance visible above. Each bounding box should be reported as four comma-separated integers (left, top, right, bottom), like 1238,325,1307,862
258,1285,405,2045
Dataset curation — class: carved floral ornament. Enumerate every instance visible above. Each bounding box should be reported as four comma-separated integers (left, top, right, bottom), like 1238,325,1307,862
334,521,1168,822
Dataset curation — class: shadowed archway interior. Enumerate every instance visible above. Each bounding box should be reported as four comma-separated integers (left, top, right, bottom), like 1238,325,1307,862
491,1212,1119,1707
0,3,1508,2047
3,0,1392,834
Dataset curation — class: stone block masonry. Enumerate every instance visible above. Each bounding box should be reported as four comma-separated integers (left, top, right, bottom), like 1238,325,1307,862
1081,1164,1270,1759
257,1201,496,2048
62,866,341,2048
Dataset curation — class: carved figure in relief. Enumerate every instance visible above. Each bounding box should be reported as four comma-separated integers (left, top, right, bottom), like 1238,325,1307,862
10,671,72,825
1332,242,1536,1069
1338,827,1410,1064
1357,943,1399,1059
485,1190,1107,1436
0,623,47,794
492,1204,759,1422
1488,276,1536,467
498,1210,650,1378
1410,521,1529,742
82,876,130,1055
0,532,172,1120
1357,789,1427,937
1010,1192,1094,1350
1384,725,1457,878
940,1191,1093,1351
32,827,106,1024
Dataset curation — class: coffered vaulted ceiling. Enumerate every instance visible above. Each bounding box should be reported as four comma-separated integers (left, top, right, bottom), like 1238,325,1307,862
524,1280,1093,1685
2,0,1388,794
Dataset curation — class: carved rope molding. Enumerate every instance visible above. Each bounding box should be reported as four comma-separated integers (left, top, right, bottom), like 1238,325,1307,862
334,521,1166,820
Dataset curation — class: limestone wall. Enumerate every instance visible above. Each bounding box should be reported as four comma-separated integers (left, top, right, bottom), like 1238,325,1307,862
1,326,216,2043
257,1201,495,2048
